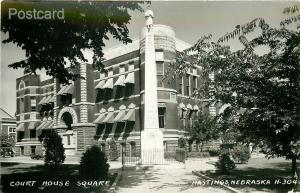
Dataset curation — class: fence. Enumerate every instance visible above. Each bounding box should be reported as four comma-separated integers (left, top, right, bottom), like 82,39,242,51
122,149,186,165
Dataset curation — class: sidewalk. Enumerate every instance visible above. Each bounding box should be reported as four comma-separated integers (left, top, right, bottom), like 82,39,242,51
0,156,123,169
116,158,230,193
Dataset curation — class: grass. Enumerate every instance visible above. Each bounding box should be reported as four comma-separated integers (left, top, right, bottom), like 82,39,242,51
1,162,118,193
201,157,300,193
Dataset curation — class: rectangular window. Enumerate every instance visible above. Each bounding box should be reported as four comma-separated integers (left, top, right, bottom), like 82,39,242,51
158,107,166,128
67,135,71,145
20,97,25,113
209,72,215,82
156,62,164,75
30,130,36,138
155,50,164,61
128,63,134,71
170,93,176,101
209,105,217,116
119,65,125,73
31,97,36,111
31,146,36,155
185,75,190,96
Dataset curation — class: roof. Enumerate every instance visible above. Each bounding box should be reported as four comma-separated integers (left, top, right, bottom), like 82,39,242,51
0,108,13,119
103,35,191,61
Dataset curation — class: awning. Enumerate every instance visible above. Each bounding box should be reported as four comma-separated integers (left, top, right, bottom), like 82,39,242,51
57,85,67,95
102,112,114,124
63,84,74,95
44,122,55,130
37,122,46,130
113,110,126,122
187,104,193,109
38,96,47,105
114,75,125,87
179,103,185,108
124,72,134,84
42,121,53,130
123,109,135,122
95,80,105,89
28,122,38,130
193,105,199,111
158,103,166,108
48,95,56,103
102,79,113,89
43,95,52,104
94,113,106,124
16,123,25,131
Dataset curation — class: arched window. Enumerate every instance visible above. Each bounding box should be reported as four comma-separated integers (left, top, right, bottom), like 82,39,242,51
18,80,26,90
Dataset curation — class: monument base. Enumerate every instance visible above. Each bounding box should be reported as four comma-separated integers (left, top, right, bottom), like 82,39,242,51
141,129,164,164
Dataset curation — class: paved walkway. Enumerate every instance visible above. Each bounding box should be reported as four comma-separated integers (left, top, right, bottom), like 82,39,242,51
117,158,230,193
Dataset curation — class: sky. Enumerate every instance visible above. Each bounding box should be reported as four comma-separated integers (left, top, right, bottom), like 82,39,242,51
1,1,299,116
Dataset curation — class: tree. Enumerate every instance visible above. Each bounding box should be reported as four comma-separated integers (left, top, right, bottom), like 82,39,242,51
186,113,220,152
39,131,65,165
79,145,109,180
0,134,15,157
170,4,300,186
1,1,143,84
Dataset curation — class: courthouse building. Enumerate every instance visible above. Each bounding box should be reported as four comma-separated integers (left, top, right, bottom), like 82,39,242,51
14,12,218,158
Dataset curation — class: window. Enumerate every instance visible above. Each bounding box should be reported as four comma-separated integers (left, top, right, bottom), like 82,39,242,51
178,77,183,94
209,72,215,82
31,97,36,111
185,75,190,96
170,93,176,101
155,50,164,61
108,69,113,76
18,80,26,90
9,127,16,133
130,142,136,157
119,65,125,73
20,97,25,113
67,135,71,145
30,130,36,138
31,146,36,155
209,105,217,116
156,62,164,75
128,63,134,71
158,107,166,128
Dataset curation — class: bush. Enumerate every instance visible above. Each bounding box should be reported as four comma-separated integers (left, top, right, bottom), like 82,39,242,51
178,137,186,148
31,154,44,160
231,144,250,164
39,131,65,165
108,138,119,161
208,149,221,157
216,153,236,174
79,145,109,180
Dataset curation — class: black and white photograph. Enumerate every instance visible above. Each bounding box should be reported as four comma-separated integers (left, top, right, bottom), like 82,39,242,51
1,1,300,193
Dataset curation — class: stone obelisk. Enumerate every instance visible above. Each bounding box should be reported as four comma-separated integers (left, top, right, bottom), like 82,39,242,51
141,7,164,164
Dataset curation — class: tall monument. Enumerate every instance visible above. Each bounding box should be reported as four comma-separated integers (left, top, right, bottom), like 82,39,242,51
141,6,164,164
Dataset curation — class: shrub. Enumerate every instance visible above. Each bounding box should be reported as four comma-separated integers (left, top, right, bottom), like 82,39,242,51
208,149,221,157
108,138,119,161
31,154,44,160
231,144,250,164
216,153,236,174
79,145,109,180
178,137,186,148
40,131,65,165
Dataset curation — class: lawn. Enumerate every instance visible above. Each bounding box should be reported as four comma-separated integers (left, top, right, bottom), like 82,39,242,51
0,162,118,193
201,157,300,193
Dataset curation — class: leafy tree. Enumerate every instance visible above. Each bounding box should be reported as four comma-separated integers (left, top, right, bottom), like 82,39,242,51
79,145,109,180
178,137,186,148
0,134,15,157
170,4,300,186
108,138,119,161
39,131,65,165
1,1,143,84
186,113,220,152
